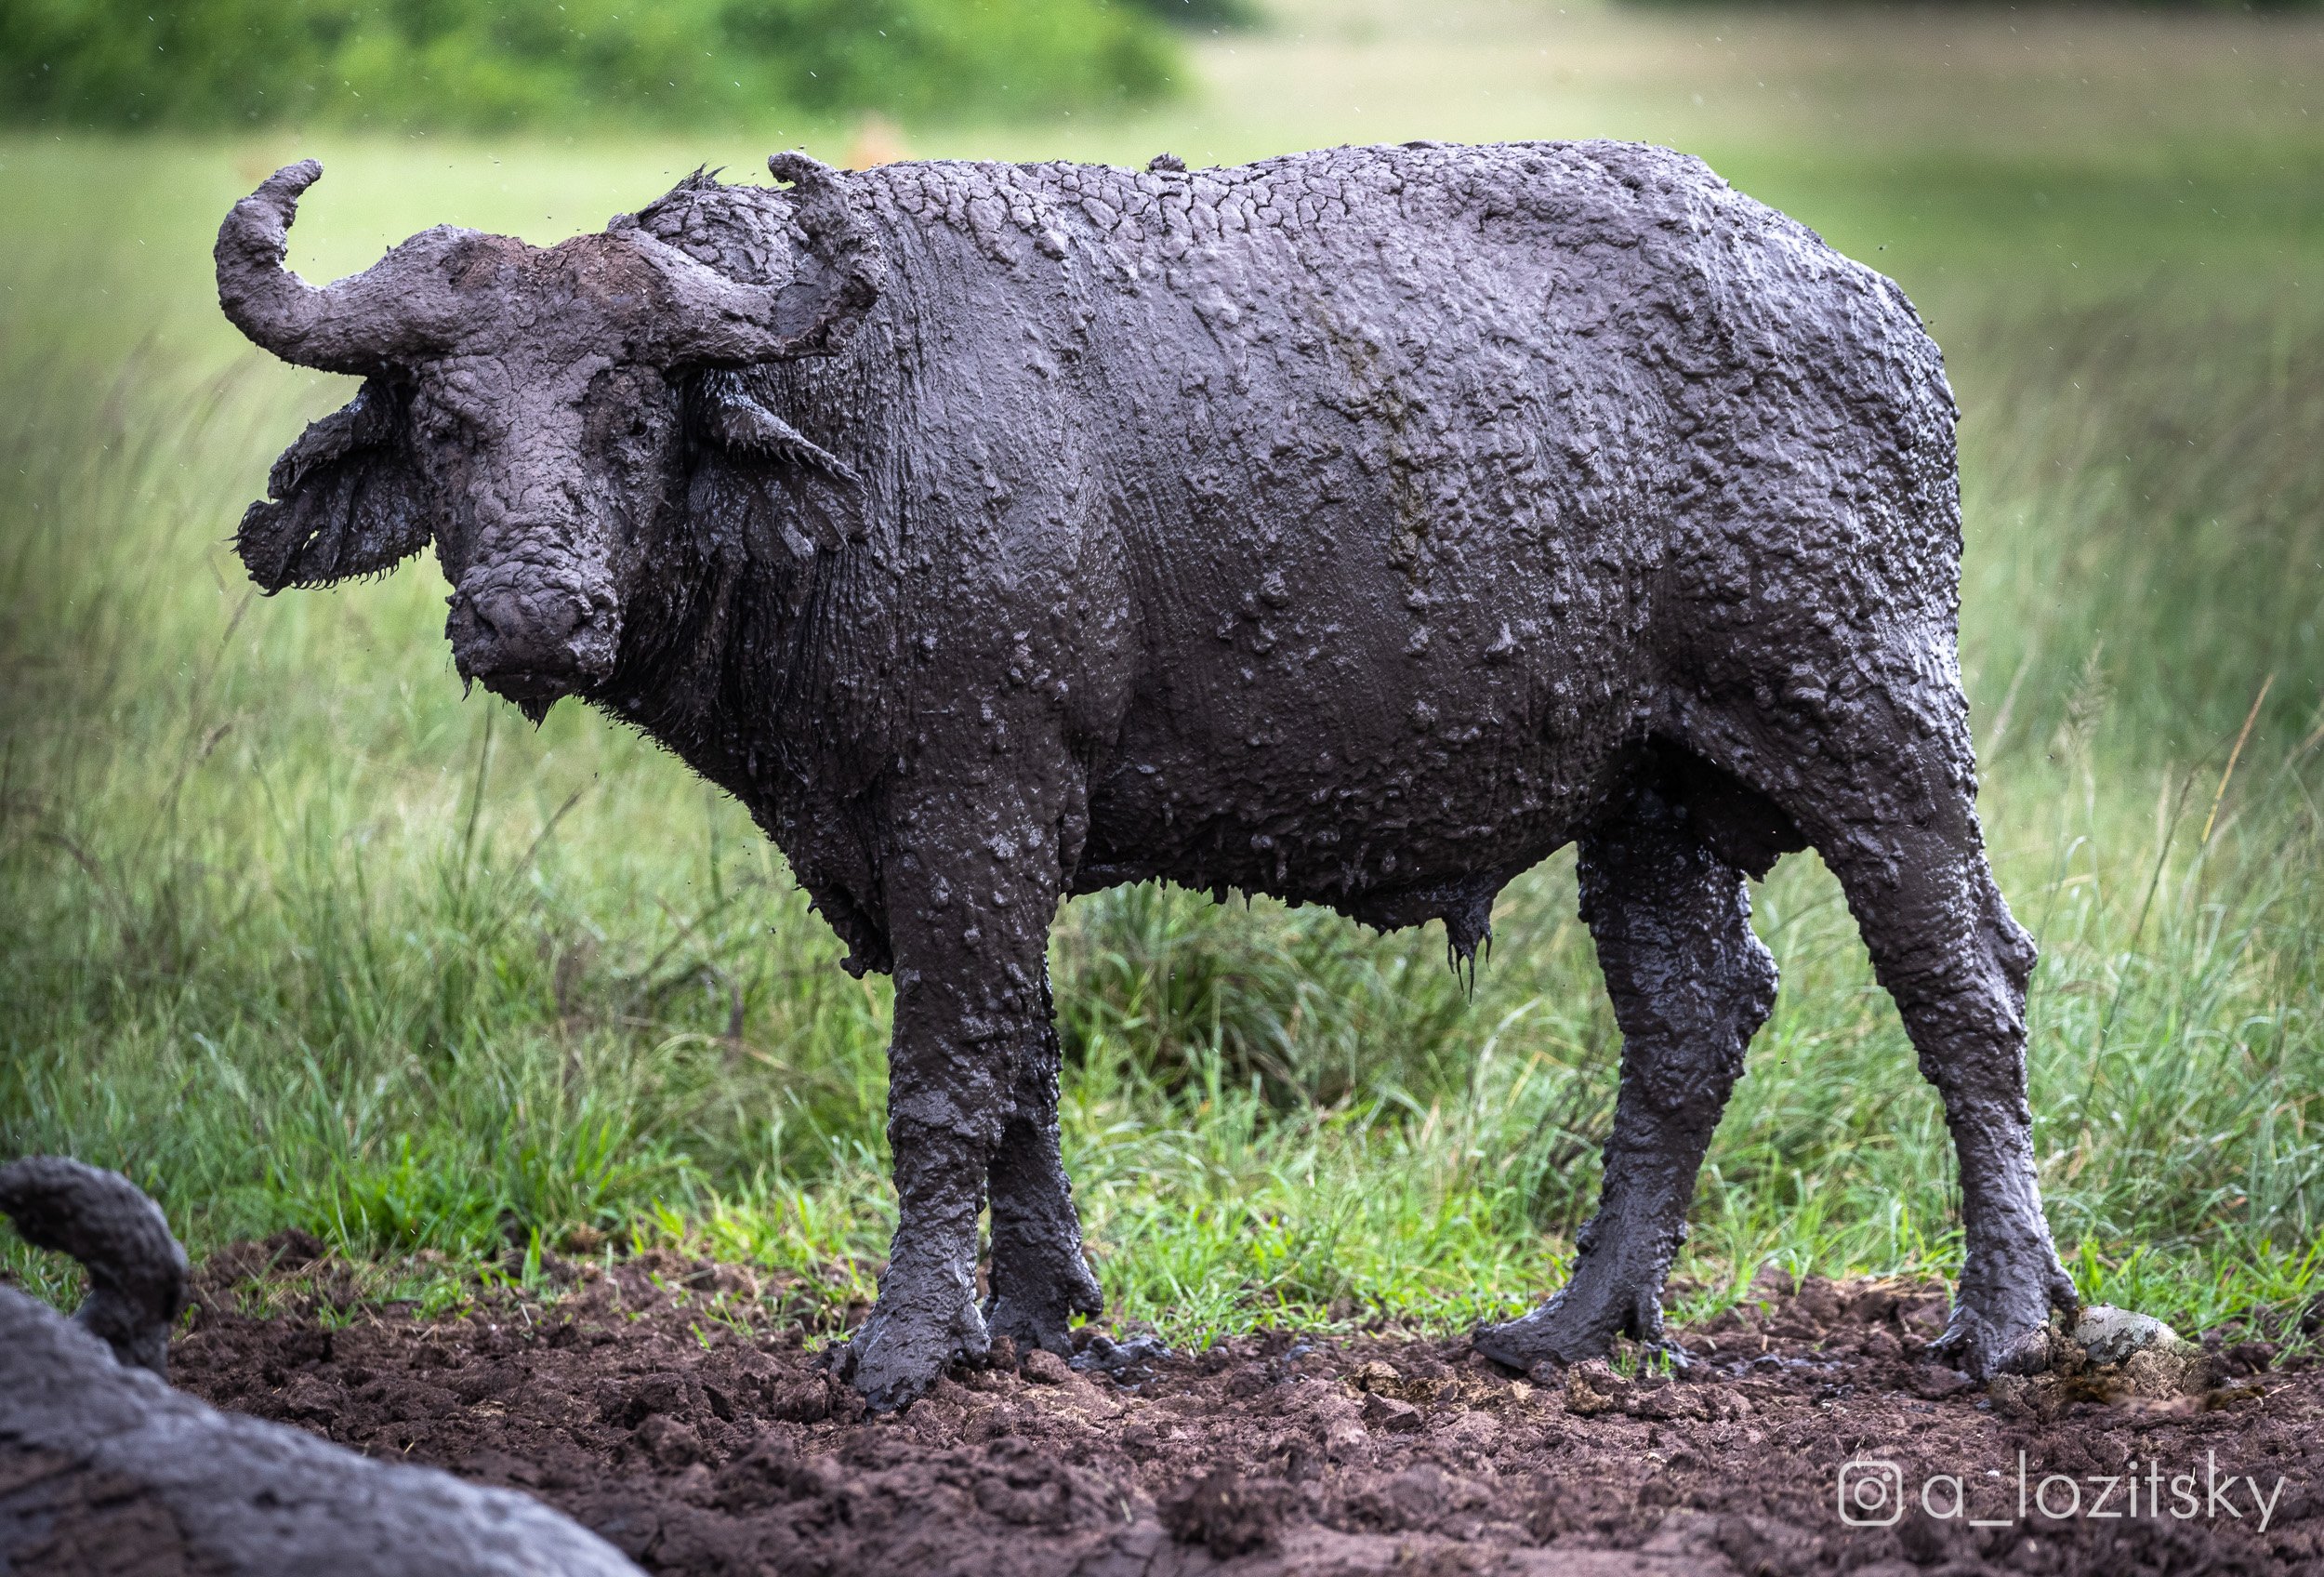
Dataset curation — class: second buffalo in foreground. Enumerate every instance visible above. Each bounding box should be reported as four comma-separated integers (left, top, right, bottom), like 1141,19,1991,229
218,141,2076,1407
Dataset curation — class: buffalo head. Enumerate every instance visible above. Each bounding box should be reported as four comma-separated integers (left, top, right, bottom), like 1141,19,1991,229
218,155,878,717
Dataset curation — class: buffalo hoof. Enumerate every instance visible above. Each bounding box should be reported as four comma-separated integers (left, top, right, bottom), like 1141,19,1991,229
1472,1286,1629,1372
985,1252,1103,1358
1930,1261,2078,1381
842,1283,988,1411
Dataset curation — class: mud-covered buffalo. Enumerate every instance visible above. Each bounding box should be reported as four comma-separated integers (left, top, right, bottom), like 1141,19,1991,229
218,140,2074,1410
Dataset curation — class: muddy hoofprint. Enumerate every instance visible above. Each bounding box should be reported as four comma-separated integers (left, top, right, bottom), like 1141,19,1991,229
218,140,2072,1408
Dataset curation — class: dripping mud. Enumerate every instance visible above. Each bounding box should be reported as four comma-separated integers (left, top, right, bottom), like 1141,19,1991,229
137,1239,2324,1575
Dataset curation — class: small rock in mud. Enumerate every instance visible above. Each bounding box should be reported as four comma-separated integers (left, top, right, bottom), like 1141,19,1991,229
2074,1304,2182,1366
2060,1305,2215,1400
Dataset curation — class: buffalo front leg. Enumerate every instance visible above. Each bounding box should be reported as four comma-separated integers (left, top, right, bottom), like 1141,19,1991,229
1474,782,1776,1371
844,830,1064,1410
984,981,1104,1357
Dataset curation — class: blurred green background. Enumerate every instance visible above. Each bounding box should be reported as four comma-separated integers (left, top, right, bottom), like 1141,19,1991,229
4,0,2322,1345
0,0,1208,131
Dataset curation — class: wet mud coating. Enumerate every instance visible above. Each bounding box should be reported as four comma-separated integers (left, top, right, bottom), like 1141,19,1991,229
159,1248,2324,1577
219,140,2071,1406
0,1161,643,1577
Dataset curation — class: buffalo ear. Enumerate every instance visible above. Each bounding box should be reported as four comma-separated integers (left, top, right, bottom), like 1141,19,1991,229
236,379,429,592
690,369,865,560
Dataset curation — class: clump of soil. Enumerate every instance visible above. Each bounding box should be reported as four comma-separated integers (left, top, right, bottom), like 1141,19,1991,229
167,1246,2324,1575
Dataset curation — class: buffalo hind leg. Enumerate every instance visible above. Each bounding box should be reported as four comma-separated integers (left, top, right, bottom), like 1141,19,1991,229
1820,816,2074,1377
1474,776,1776,1371
984,981,1104,1357
1684,643,2078,1377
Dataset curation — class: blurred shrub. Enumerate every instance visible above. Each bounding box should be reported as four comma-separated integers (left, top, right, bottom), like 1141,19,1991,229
0,0,1181,131
1120,0,1259,26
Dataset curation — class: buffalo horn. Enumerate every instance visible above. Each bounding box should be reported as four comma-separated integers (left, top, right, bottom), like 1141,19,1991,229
216,161,468,375
622,152,881,366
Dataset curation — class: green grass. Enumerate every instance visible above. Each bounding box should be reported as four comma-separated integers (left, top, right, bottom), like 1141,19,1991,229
5,0,2323,1351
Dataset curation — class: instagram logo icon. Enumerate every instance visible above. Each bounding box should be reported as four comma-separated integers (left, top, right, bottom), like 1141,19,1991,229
1838,1460,1905,1526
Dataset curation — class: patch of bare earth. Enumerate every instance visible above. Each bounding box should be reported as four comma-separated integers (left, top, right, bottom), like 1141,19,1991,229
169,1242,2324,1575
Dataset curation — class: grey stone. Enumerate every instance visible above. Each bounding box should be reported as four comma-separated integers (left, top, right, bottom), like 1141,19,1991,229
2074,1304,2183,1366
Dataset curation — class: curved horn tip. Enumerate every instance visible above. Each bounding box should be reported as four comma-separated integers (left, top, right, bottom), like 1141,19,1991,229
257,159,325,200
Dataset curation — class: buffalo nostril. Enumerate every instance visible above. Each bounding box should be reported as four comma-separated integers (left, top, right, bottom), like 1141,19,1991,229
458,584,606,678
476,592,582,641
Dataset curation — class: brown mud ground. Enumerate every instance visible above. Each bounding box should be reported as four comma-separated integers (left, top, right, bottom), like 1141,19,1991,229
164,1239,2324,1575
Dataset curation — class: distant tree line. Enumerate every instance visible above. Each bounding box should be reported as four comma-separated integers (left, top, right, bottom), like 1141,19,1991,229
0,0,1249,131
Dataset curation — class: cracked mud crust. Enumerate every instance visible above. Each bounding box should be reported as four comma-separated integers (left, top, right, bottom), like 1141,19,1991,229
125,1247,2324,1576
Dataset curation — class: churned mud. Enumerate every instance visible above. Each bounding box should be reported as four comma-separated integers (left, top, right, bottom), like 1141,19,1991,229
164,1239,2323,1576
